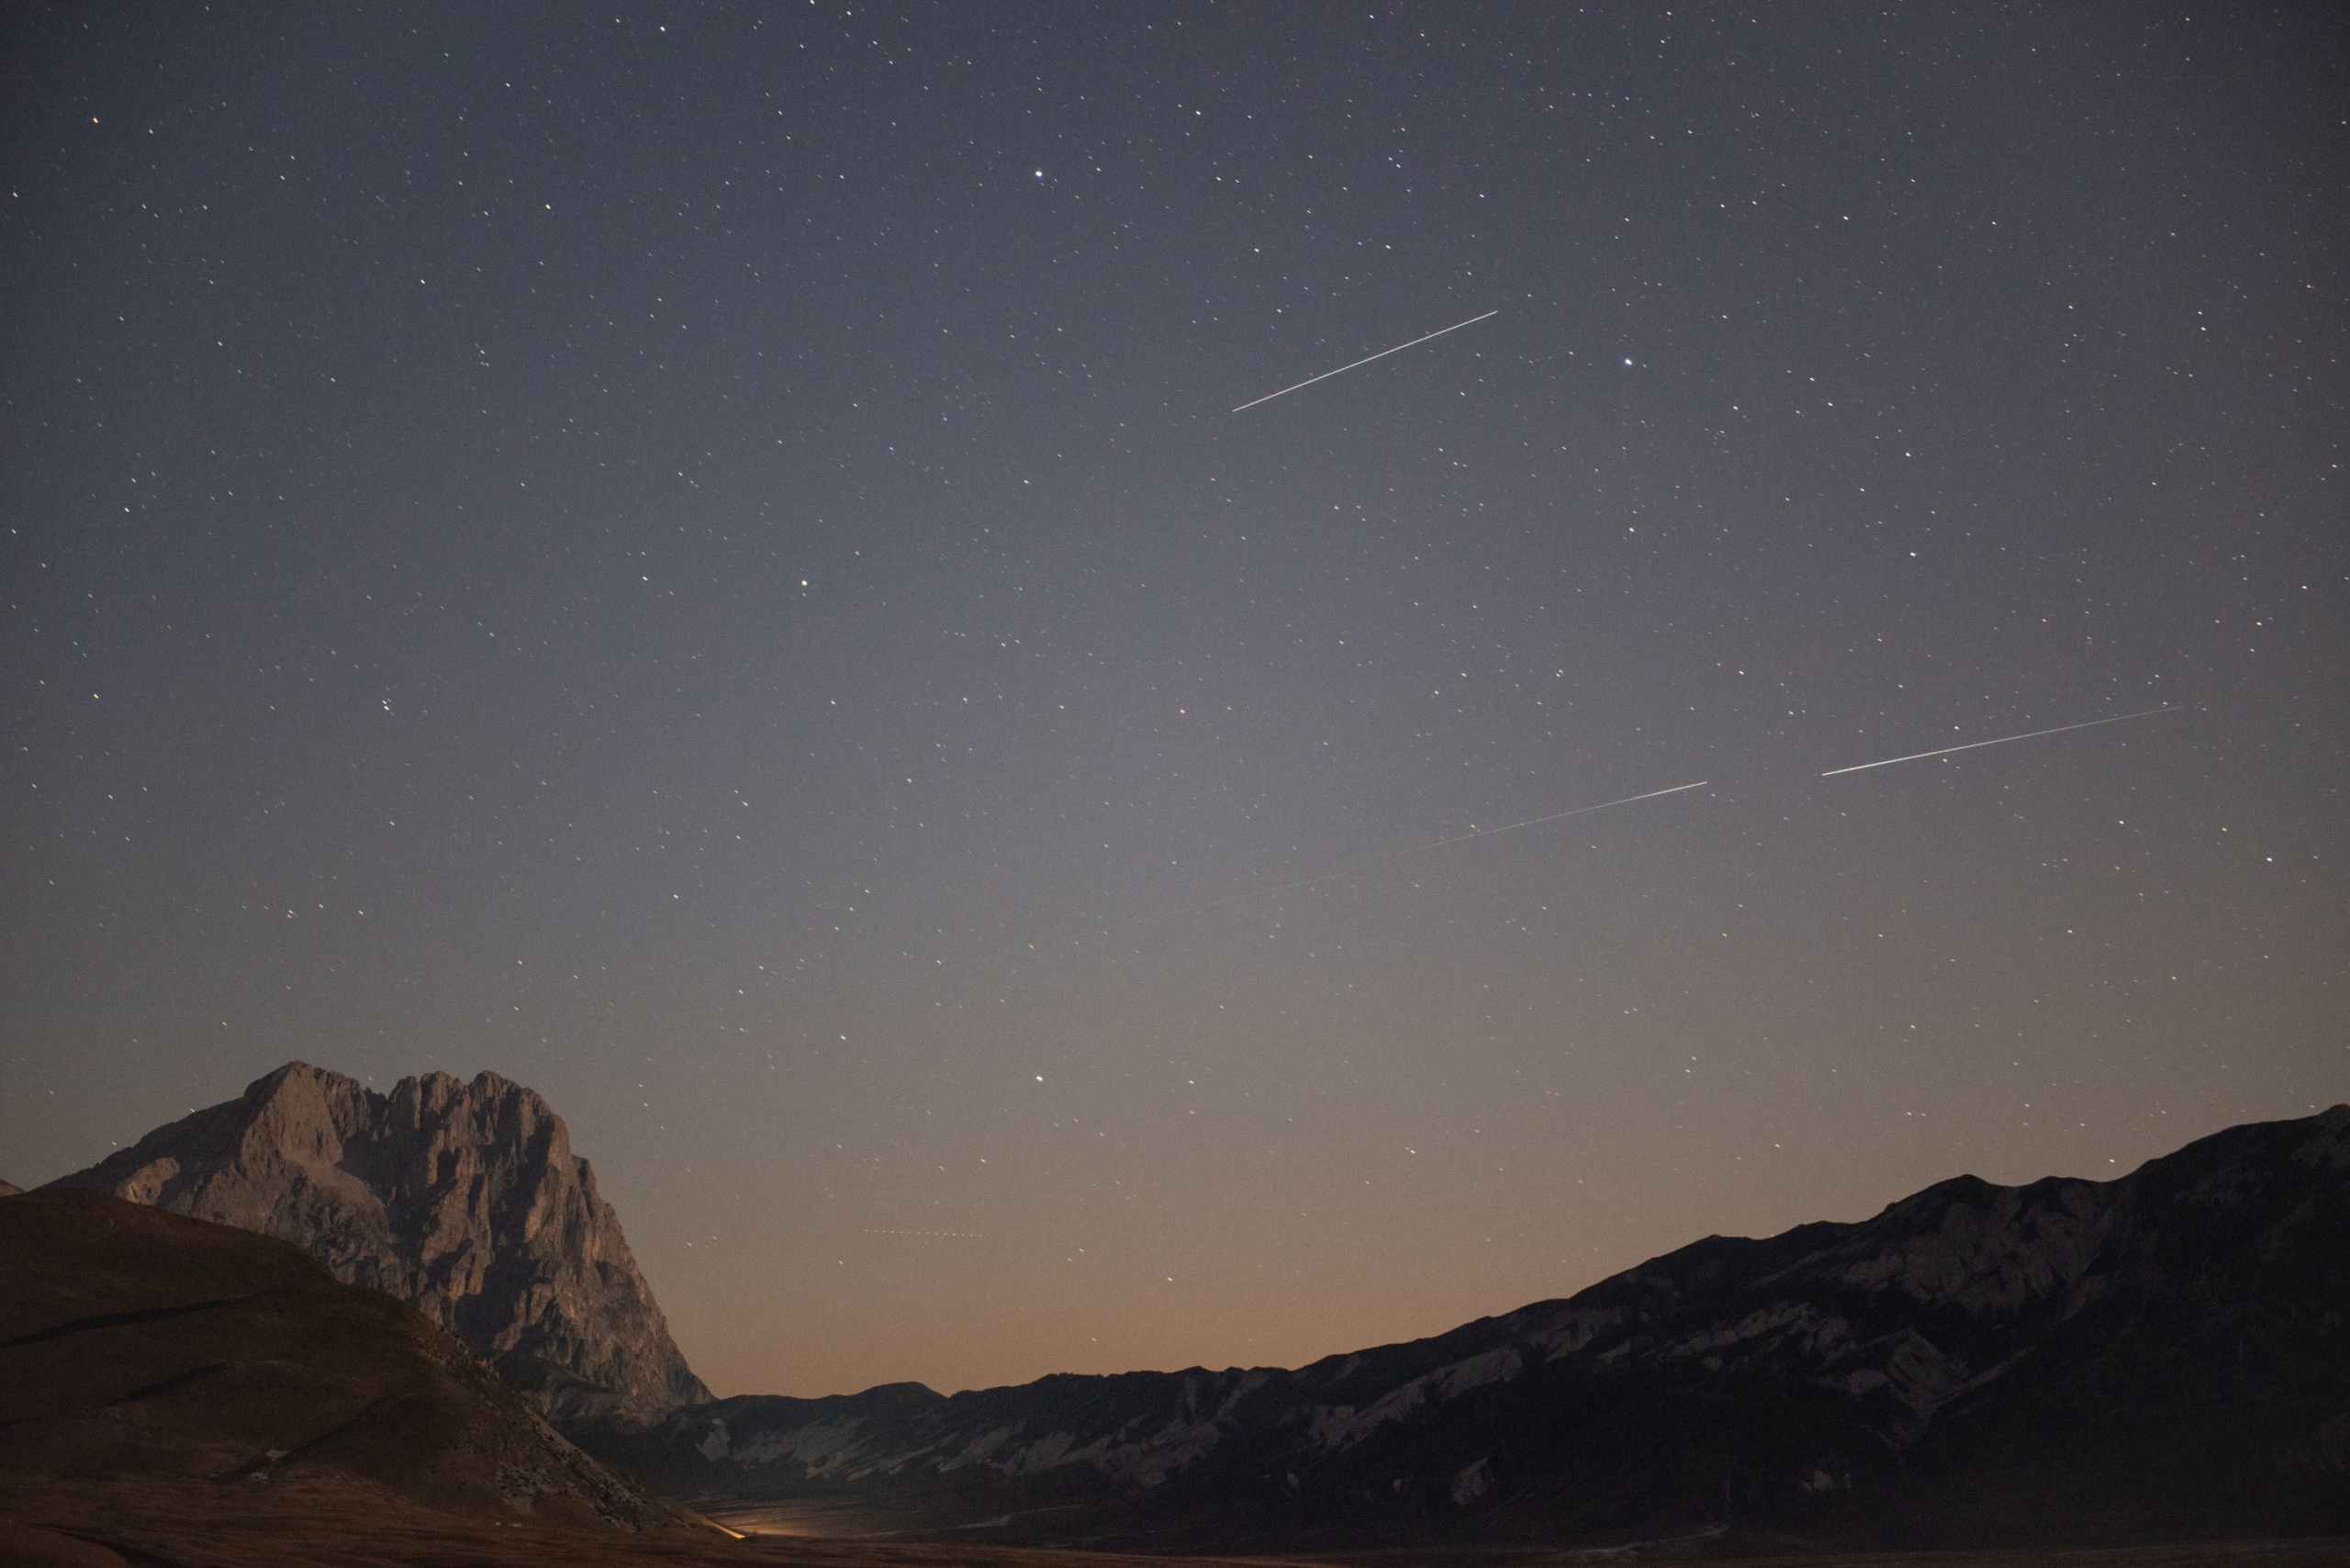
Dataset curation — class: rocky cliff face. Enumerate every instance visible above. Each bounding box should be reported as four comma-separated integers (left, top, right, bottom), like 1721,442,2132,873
587,1104,2350,1551
51,1061,711,1423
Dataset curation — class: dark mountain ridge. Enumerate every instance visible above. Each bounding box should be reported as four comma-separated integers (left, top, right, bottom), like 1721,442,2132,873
50,1060,710,1421
584,1104,2350,1551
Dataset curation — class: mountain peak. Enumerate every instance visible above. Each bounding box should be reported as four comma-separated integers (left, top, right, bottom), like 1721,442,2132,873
52,1060,709,1422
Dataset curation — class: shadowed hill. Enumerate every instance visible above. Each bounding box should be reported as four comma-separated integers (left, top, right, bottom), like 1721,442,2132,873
0,1184,710,1535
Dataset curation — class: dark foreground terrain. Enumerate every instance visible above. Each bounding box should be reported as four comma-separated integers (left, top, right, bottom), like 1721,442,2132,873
5,1478,2349,1568
0,1473,1293,1568
0,1185,708,1542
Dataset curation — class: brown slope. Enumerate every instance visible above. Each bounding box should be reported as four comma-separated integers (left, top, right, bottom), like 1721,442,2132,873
0,1185,709,1536
49,1060,711,1421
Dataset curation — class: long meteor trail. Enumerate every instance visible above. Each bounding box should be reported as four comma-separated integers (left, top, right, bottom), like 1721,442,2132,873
1819,706,2184,778
1394,779,1710,855
1126,778,1707,924
1231,309,1498,413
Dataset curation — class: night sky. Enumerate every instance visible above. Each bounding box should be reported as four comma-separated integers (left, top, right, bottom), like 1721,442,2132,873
5,4,2344,1401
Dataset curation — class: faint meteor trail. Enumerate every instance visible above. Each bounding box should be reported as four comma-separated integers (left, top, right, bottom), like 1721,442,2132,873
861,1228,984,1238
1126,778,1707,924
1231,309,1498,413
1395,779,1710,854
1819,706,2184,778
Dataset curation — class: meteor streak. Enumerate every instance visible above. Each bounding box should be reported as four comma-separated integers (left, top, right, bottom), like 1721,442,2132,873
1819,706,2183,778
1231,309,1498,413
861,1229,985,1238
1395,779,1710,854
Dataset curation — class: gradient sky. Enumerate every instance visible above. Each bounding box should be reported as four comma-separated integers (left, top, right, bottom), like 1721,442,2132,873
5,3,2344,1400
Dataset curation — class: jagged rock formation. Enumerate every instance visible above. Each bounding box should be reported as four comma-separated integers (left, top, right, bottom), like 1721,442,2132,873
50,1061,711,1422
585,1104,2350,1551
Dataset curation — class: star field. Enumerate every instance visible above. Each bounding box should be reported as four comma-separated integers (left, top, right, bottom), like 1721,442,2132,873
3,3,2344,1398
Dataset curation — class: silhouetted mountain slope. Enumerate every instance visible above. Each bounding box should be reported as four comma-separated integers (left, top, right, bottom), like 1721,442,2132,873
50,1061,710,1421
0,1185,710,1534
585,1105,2350,1551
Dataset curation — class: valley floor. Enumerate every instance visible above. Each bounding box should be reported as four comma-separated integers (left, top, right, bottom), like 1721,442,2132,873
6,1479,2347,1568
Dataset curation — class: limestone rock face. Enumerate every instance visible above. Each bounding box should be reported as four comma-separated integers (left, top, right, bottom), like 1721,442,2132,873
51,1061,711,1422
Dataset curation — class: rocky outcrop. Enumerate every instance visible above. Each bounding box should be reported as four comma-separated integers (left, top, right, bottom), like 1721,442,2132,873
50,1061,711,1422
585,1104,2350,1551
